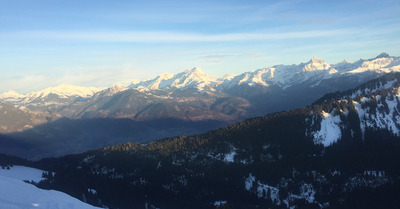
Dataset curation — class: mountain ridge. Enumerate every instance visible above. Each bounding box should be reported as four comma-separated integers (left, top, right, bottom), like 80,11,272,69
21,72,400,209
2,53,399,99
1,54,400,160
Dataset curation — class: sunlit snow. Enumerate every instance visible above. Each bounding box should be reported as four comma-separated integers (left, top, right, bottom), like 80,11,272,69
313,111,341,146
353,90,400,137
0,166,101,209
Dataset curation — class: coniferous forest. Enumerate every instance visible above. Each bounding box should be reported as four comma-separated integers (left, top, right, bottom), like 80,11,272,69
1,74,400,208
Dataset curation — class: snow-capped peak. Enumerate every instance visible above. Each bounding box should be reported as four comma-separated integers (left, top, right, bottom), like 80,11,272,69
344,57,395,74
0,90,25,100
24,84,100,101
129,67,217,91
218,55,400,90
302,57,331,72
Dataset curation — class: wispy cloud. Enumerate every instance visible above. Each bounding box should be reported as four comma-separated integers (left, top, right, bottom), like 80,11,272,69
1,29,356,43
196,54,238,59
195,53,266,64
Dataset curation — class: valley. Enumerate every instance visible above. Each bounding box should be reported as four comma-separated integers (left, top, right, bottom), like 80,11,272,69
1,53,399,159
1,72,400,208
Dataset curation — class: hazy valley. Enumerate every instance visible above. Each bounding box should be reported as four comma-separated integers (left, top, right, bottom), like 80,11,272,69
1,53,399,159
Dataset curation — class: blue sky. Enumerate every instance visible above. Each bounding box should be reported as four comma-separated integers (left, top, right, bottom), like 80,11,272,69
1,0,399,93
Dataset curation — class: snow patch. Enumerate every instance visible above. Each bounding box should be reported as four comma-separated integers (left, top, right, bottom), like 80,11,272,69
313,111,342,146
300,183,316,203
223,151,236,163
353,92,400,137
245,173,255,191
214,200,227,206
384,79,398,89
257,182,281,205
88,189,97,195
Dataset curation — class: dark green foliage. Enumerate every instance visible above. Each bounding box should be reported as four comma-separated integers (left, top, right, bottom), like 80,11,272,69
0,153,31,168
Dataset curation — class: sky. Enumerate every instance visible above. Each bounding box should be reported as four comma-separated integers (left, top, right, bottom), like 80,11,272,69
0,0,400,93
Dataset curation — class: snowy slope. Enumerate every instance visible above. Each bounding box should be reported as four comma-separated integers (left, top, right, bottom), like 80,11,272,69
0,166,101,209
313,111,342,147
311,74,400,146
353,87,400,137
344,57,395,74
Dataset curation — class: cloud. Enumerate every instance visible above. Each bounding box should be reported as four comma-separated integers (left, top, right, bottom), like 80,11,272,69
0,75,48,94
200,59,222,63
196,53,266,63
2,29,356,43
196,54,237,59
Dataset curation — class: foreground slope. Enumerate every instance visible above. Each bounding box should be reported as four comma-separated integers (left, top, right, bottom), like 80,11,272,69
32,73,400,209
0,165,101,209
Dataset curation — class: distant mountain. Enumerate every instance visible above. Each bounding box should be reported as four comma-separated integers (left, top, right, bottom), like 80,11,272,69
8,84,100,110
26,73,400,209
0,90,25,102
0,102,46,133
128,67,218,91
2,53,399,119
0,53,399,159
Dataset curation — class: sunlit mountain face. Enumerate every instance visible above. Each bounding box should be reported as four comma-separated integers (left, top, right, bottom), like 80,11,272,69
0,54,399,159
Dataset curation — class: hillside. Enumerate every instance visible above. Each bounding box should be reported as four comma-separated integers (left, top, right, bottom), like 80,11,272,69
27,73,400,209
0,165,101,209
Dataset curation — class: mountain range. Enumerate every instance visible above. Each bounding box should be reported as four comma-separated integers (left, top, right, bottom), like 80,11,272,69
1,52,399,159
2,71,399,209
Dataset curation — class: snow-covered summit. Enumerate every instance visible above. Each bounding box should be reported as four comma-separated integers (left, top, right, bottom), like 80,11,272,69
343,57,395,74
129,67,217,91
28,84,100,98
0,85,100,103
0,90,25,102
18,84,100,104
218,53,400,90
302,57,331,72
218,58,335,89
